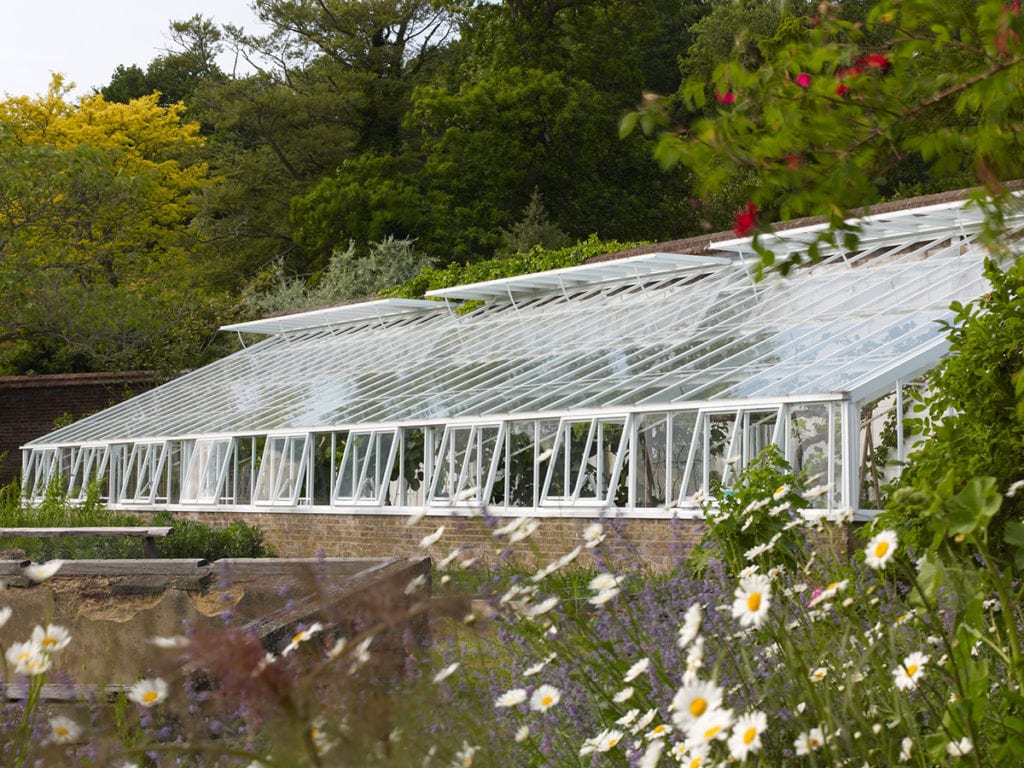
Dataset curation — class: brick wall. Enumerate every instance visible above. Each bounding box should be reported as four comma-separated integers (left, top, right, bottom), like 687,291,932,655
0,372,162,486
178,510,709,571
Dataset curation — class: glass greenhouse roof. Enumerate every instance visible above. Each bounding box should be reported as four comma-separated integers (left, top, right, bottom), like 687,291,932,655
26,197,1023,449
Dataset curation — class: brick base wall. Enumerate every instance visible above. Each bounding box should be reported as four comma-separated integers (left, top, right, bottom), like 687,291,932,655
0,372,162,486
177,510,708,571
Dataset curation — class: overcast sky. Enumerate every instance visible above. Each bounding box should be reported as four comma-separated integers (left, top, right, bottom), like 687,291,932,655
1,0,264,99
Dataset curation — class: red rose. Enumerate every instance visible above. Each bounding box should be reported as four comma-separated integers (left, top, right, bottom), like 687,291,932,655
858,53,892,72
733,202,758,236
795,72,812,88
716,90,736,105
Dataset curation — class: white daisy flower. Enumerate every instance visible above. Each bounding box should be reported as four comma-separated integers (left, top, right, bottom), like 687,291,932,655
613,686,635,703
48,715,82,744
522,653,555,677
419,525,445,548
24,560,63,583
530,684,560,712
899,736,914,762
282,622,322,655
947,737,973,757
583,522,605,548
616,708,640,726
453,740,477,766
809,666,828,682
686,707,733,743
772,484,790,500
634,708,657,732
589,572,620,591
794,727,825,755
149,634,190,649
127,677,168,707
638,738,664,768
579,729,624,754
623,657,650,683
893,652,929,691
589,587,620,605
432,662,460,683
31,623,71,653
514,725,530,742
864,530,898,569
495,688,528,708
508,519,540,544
646,722,672,740
731,573,772,628
728,710,767,761
670,679,724,726
678,603,703,649
676,743,709,768
526,595,559,618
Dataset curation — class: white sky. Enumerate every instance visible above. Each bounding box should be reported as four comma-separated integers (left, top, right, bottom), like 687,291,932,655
0,0,264,99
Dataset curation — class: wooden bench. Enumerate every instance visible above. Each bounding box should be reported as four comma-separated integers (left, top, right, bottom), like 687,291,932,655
0,527,172,558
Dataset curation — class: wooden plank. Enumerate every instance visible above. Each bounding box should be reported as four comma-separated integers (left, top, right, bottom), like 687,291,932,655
213,557,391,580
4,682,123,702
0,559,211,578
0,527,172,538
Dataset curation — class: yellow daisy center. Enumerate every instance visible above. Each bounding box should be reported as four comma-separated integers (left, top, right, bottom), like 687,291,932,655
689,758,703,768
291,631,306,644
42,637,58,647
541,695,553,707
874,540,889,558
689,697,708,717
704,725,722,739
142,690,159,703
906,664,918,677
743,726,757,745
747,592,762,612
55,726,69,736
827,582,840,591
607,736,619,747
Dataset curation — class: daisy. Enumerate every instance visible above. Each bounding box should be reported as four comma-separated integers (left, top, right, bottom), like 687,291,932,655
899,736,914,762
864,530,898,569
32,624,72,654
773,484,790,500
282,622,322,655
589,572,620,591
509,519,540,544
613,686,635,703
794,727,825,755
809,666,828,683
127,677,169,707
530,684,560,712
514,725,530,742
624,657,650,682
638,739,664,768
731,573,772,628
808,580,848,608
687,707,733,743
495,688,527,708
24,560,63,582
522,653,555,677
583,522,605,548
728,710,767,761
432,662,460,683
419,525,445,547
670,679,724,726
579,729,624,755
590,587,621,605
48,715,82,744
677,743,710,768
947,737,973,757
526,596,559,618
149,634,190,649
893,652,929,691
678,603,703,649
616,708,640,726
647,722,672,740
634,708,657,732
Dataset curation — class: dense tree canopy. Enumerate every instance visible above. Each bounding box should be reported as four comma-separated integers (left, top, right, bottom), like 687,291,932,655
4,0,1023,375
0,79,225,373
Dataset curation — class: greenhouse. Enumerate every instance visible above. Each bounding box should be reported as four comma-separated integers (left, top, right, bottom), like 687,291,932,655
20,195,1024,522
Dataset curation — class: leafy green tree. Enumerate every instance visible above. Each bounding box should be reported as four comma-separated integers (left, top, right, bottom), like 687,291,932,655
0,78,225,374
238,236,434,318
628,0,1024,271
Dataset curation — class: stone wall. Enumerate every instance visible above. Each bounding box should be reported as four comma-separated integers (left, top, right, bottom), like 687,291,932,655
177,509,708,571
0,372,162,486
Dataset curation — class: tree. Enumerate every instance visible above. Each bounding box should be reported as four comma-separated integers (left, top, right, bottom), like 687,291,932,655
627,0,1024,271
0,77,225,374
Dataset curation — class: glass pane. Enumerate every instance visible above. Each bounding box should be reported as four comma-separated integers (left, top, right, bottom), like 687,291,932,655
635,414,669,508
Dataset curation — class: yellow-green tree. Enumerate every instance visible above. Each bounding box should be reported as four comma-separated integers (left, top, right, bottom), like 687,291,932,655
0,76,226,374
